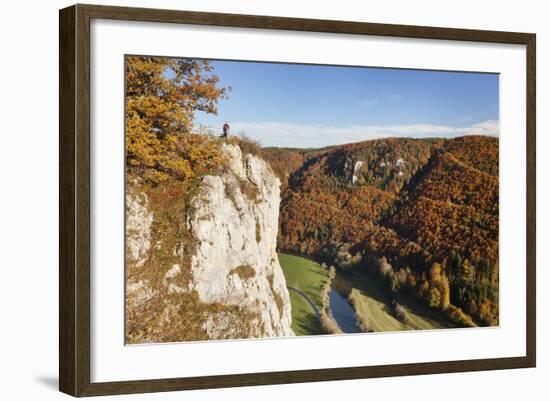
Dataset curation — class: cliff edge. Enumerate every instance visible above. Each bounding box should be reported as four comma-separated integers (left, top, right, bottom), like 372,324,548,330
126,143,293,343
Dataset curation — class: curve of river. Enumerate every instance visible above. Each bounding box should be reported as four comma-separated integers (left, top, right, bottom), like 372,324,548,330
280,251,360,334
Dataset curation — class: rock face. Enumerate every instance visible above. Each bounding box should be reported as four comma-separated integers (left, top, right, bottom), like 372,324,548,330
125,191,153,268
352,161,364,185
188,144,293,338
126,144,293,342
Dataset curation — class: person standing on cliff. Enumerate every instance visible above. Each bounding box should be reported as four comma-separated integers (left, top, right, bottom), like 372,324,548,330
221,121,230,138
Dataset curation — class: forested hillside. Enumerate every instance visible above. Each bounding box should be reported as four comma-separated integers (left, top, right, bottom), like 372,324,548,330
274,135,499,327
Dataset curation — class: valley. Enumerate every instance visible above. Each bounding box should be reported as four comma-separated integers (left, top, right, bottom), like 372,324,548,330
269,135,499,334
278,252,455,335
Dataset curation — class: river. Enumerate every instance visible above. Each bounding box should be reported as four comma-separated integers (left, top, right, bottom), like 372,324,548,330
279,250,361,334
328,270,360,333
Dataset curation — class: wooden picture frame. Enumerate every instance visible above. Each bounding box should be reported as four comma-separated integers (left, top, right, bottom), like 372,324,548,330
59,3,536,397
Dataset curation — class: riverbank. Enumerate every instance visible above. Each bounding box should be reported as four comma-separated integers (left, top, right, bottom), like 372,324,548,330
278,252,457,335
319,266,344,335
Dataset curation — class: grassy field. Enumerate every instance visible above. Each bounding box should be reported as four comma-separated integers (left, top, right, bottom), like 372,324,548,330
395,293,457,330
350,272,455,332
278,253,329,336
349,274,409,332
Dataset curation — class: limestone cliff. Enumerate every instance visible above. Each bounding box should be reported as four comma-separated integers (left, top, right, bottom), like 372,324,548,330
126,144,293,343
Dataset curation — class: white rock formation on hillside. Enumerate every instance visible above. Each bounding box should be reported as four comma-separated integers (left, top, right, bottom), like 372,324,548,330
126,192,153,268
188,144,292,338
126,144,293,342
352,160,364,185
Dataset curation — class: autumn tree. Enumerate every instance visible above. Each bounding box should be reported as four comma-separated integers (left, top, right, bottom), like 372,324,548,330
125,56,229,182
428,287,442,308
429,262,443,285
440,274,451,310
424,263,451,310
460,259,474,282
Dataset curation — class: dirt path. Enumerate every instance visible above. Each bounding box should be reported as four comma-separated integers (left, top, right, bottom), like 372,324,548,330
287,286,321,320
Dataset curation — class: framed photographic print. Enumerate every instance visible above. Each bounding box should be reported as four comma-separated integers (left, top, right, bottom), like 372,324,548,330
59,4,536,397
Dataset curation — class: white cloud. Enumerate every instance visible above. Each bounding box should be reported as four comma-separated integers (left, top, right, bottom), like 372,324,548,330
360,94,403,108
230,120,499,148
360,98,380,107
387,94,404,101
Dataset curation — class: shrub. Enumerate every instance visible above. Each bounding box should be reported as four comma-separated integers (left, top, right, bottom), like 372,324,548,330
230,265,256,280
272,290,285,318
428,287,442,308
227,134,263,158
446,305,477,327
320,313,343,335
240,179,260,201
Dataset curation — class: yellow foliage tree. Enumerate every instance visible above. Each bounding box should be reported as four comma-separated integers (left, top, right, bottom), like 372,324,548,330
428,263,450,310
439,274,450,310
428,287,441,309
125,56,229,182
429,262,442,286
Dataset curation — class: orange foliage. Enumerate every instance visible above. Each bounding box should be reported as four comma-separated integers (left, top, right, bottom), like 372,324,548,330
442,135,498,176
125,56,228,183
276,135,499,326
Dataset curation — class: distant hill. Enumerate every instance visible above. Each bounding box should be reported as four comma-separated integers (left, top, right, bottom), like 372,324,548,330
271,135,499,327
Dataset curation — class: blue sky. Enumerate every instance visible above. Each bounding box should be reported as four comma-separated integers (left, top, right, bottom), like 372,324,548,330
193,59,499,148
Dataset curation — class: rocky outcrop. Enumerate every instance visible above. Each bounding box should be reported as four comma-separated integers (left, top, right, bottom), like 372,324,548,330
126,144,293,342
352,161,364,185
125,192,153,268
188,144,293,338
